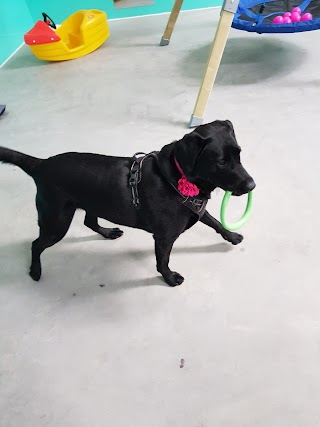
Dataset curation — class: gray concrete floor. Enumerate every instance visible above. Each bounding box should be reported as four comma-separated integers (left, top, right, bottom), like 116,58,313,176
1,8,320,427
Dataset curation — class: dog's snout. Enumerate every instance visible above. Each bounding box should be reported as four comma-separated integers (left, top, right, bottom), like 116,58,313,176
234,177,255,196
246,178,256,192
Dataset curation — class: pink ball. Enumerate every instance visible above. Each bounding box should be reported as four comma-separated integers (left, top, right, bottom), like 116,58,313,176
283,17,292,23
273,15,284,24
292,7,301,14
291,12,301,22
301,12,312,21
284,12,291,18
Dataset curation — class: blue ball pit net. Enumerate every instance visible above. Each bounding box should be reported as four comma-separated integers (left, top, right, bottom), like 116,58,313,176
232,0,320,33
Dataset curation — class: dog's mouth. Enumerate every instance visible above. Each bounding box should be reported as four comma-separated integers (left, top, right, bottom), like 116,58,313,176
231,189,250,197
231,182,256,196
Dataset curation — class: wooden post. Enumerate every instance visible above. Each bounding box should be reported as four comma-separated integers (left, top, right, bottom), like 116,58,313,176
189,0,239,127
160,0,184,46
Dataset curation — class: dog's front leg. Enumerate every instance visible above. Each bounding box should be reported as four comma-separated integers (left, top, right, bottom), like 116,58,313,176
200,210,243,245
154,234,184,287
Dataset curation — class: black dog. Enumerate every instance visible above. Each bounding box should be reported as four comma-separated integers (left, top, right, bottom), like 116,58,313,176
0,120,255,286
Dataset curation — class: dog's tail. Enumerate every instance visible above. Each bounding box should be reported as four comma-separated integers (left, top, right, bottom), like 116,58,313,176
0,146,42,177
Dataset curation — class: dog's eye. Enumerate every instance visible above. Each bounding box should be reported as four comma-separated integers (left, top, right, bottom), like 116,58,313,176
217,160,226,168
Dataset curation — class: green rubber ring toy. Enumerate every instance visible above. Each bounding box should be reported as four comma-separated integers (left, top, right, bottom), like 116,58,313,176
220,191,253,231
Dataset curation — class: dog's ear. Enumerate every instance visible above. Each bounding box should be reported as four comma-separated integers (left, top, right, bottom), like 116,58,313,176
174,133,207,177
224,120,236,136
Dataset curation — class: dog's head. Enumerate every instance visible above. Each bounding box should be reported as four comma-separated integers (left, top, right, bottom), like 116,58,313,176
174,120,255,195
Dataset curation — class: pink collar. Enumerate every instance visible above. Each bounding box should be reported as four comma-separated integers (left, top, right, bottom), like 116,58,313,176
174,158,200,197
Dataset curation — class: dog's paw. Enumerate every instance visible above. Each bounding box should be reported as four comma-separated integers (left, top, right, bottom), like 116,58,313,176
223,232,243,245
164,271,184,287
100,227,124,240
29,264,41,281
108,228,124,240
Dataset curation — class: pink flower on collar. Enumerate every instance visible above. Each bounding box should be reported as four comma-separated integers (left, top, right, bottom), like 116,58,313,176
174,158,200,197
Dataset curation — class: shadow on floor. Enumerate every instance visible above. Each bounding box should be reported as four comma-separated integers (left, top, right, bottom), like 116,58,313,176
64,234,232,255
2,48,52,70
182,37,306,85
0,238,232,292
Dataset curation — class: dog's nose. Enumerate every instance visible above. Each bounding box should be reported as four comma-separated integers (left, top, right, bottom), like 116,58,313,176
246,178,256,192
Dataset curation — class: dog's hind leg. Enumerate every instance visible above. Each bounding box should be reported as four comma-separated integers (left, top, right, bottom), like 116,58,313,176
30,194,76,281
84,213,123,240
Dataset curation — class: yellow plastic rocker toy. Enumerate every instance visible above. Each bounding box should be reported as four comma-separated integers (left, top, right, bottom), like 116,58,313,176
24,11,110,61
